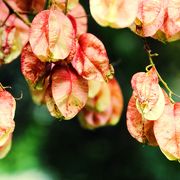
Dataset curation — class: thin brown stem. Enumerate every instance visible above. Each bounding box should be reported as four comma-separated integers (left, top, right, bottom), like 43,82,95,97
2,0,31,26
75,14,91,19
0,14,9,27
65,0,69,14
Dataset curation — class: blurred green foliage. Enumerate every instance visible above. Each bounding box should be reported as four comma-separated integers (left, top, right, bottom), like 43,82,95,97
0,0,180,179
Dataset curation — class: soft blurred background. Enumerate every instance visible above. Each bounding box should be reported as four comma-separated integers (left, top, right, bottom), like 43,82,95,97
0,1,180,179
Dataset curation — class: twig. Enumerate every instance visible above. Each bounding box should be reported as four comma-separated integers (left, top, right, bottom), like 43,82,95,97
75,14,91,19
0,83,12,90
2,0,31,26
143,38,180,103
65,0,69,14
14,91,23,100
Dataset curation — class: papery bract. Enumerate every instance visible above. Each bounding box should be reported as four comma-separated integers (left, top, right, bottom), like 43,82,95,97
45,86,62,118
160,148,178,161
0,14,29,64
135,0,167,37
136,86,165,120
79,106,112,130
48,10,74,60
51,65,88,120
52,1,87,36
86,80,110,110
68,3,88,36
31,0,46,13
0,26,20,64
0,134,12,159
0,0,9,26
6,0,46,13
27,72,50,105
161,0,180,39
131,68,165,120
21,43,47,85
154,102,180,160
126,95,158,146
88,80,102,98
29,9,74,62
131,68,159,106
90,0,139,28
11,15,29,46
95,82,111,112
72,33,113,81
28,83,47,105
79,78,123,129
108,78,123,125
21,43,50,105
0,87,15,147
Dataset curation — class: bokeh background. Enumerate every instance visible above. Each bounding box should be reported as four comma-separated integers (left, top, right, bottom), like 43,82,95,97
0,1,180,179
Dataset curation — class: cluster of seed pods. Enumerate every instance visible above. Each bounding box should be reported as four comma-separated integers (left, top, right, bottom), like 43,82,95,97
90,0,180,42
0,0,179,160
126,67,180,161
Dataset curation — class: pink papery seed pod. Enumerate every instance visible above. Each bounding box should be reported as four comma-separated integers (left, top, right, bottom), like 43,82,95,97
132,0,167,37
0,14,29,64
0,0,9,26
71,33,114,82
79,78,123,129
29,9,74,62
154,102,180,161
51,65,88,120
6,0,46,14
0,86,15,150
126,95,158,146
90,0,139,28
131,68,165,120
